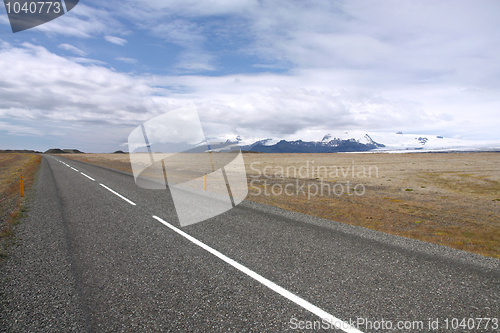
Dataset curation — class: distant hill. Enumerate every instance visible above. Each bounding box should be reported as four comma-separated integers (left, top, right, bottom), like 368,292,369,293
62,149,84,154
44,148,66,154
113,150,128,154
0,149,42,154
44,148,85,154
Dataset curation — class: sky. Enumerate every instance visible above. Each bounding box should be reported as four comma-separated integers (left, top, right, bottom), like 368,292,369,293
0,0,499,152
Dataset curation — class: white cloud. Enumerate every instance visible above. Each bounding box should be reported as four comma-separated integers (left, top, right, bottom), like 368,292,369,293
105,35,128,46
0,121,42,136
32,4,123,38
0,42,153,127
176,61,216,72
58,43,87,56
110,0,258,19
0,14,9,25
146,19,217,72
70,57,107,65
116,57,138,64
174,52,215,73
149,20,204,46
241,0,500,82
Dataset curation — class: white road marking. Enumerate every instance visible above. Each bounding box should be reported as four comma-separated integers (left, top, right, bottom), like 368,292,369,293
152,215,364,333
70,167,79,172
81,172,95,181
99,184,136,206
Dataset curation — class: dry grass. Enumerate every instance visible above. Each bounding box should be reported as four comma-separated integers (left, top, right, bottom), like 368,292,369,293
63,152,500,259
0,154,41,261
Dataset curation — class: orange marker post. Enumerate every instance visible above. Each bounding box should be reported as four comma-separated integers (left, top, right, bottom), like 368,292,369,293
20,175,24,197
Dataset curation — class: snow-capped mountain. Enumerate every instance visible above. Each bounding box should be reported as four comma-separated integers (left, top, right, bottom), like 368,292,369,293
361,132,500,152
231,130,500,153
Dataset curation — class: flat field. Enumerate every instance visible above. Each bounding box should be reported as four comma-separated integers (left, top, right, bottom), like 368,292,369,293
63,152,500,259
0,153,40,259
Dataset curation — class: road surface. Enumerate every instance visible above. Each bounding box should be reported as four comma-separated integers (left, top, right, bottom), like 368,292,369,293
1,155,499,332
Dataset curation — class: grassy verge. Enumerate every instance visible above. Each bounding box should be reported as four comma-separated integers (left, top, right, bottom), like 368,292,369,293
0,154,41,262
247,177,500,259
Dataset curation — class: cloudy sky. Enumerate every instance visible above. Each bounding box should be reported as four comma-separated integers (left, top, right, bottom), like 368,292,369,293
0,0,499,152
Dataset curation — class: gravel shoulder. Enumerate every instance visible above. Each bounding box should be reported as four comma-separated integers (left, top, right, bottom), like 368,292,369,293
0,157,89,332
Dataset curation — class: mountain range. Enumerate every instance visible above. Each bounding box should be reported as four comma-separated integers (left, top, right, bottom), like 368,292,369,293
241,134,385,153
213,131,500,153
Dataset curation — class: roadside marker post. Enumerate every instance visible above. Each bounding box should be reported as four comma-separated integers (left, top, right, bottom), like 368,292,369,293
20,175,24,197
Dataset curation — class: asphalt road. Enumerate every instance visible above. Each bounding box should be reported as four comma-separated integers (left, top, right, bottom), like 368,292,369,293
1,155,499,332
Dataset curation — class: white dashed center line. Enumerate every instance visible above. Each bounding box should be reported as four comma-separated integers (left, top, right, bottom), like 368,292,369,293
99,183,136,206
80,172,95,181
70,167,79,172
